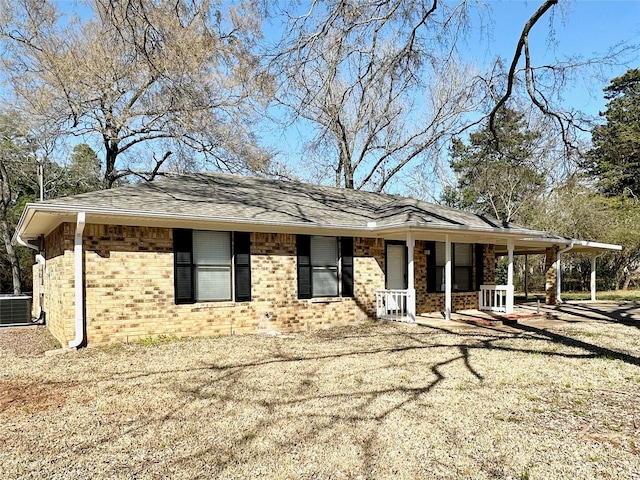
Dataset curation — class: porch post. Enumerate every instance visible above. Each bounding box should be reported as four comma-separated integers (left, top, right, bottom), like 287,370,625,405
506,238,514,314
445,234,452,320
406,231,416,322
556,251,562,304
524,254,529,300
591,254,602,302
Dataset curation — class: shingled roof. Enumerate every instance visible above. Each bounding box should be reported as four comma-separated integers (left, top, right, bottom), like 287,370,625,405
34,172,539,235
14,172,624,256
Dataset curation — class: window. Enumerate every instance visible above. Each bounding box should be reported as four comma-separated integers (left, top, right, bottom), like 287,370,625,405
297,235,354,299
427,242,474,293
453,243,473,291
193,231,231,301
311,236,338,297
173,229,251,304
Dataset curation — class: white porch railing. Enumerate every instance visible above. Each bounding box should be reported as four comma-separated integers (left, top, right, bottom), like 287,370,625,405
376,289,415,323
478,285,514,313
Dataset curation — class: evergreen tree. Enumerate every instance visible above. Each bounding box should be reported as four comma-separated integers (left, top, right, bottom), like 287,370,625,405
65,143,103,194
584,68,640,198
0,111,35,293
444,107,545,223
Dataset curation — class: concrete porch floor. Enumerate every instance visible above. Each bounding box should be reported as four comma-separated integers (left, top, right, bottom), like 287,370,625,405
415,307,537,330
413,300,634,331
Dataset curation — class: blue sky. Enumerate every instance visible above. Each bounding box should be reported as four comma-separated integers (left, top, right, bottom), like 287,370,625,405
463,0,640,116
2,1,638,187
262,0,640,188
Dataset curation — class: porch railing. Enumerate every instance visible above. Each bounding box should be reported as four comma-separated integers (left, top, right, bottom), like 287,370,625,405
375,289,415,323
478,285,514,313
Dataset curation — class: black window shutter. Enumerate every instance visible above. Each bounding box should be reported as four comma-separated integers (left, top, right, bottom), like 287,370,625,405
475,243,485,291
174,229,194,304
234,232,252,302
426,241,437,293
341,237,354,297
297,235,312,299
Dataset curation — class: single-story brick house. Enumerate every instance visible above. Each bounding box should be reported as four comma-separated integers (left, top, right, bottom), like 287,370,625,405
13,172,620,347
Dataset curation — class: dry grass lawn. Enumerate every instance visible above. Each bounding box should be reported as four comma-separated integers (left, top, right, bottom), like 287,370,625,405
1,316,640,479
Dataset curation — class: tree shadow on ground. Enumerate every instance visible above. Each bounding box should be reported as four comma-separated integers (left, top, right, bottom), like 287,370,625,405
510,321,640,366
20,319,640,479
555,301,640,330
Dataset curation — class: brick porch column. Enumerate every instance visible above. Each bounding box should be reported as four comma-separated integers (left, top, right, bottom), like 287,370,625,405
545,246,558,305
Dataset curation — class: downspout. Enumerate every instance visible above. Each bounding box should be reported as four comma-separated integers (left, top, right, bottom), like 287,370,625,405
556,242,574,304
14,235,46,322
69,212,86,349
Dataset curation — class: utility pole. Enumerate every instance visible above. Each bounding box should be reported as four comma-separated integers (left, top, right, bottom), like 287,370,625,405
37,155,44,201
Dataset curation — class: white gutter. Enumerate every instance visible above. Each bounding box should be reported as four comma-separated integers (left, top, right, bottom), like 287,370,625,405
518,237,622,252
556,242,574,304
16,202,543,240
69,212,86,349
14,233,39,251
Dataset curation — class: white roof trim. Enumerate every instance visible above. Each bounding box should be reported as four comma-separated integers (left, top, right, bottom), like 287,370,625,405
13,202,623,255
14,203,544,242
518,236,622,251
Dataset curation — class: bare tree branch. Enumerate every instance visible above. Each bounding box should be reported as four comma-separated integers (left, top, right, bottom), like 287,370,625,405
0,0,269,188
488,0,558,136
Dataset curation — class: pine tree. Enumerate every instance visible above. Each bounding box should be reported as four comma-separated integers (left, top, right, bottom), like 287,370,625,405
444,107,545,223
584,69,640,198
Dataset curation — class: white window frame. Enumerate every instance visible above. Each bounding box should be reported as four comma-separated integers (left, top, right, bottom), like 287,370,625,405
193,230,232,302
310,235,339,298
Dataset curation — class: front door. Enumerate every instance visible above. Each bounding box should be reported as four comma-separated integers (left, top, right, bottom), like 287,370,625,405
386,243,407,289
386,243,407,312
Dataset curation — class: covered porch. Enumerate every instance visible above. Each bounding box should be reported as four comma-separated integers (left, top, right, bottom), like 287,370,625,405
374,229,621,324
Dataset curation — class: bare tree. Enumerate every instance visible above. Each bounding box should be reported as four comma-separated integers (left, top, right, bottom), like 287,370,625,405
269,0,487,191
0,0,270,188
0,111,38,294
268,0,637,191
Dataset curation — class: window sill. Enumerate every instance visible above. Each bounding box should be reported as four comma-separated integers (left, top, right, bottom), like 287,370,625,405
310,297,342,304
431,291,476,294
190,301,236,311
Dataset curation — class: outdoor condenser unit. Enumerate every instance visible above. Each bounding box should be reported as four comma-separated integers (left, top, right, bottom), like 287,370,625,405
0,295,32,325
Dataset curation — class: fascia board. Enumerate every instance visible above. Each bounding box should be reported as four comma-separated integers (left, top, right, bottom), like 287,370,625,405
373,222,542,239
571,239,622,251
18,204,620,253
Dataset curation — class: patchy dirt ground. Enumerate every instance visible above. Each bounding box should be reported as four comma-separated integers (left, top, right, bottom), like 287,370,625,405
0,326,60,357
1,308,640,479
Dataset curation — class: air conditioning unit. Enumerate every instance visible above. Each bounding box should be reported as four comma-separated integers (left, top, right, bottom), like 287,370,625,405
0,295,32,325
